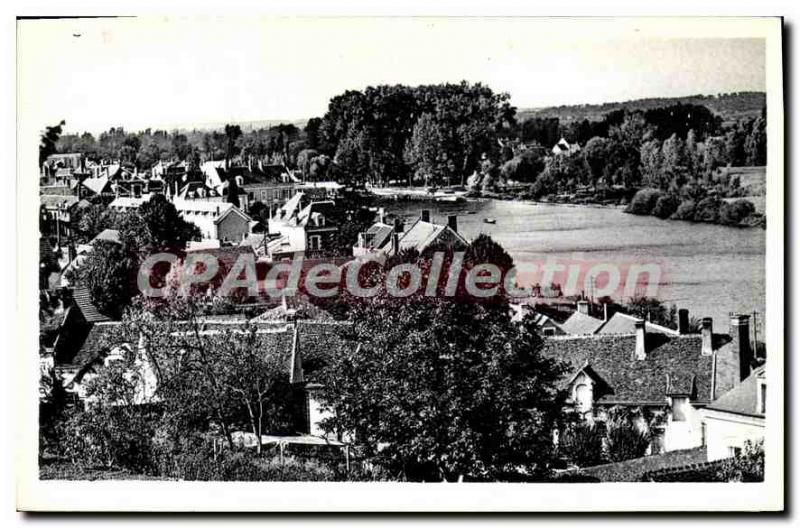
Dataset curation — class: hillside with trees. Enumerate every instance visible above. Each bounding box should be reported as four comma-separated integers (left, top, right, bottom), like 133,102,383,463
518,91,766,123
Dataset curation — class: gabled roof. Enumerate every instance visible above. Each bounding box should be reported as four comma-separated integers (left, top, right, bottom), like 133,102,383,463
66,322,121,372
358,222,394,251
560,311,605,335
214,205,252,225
705,365,766,418
543,333,715,405
81,175,111,195
386,219,468,255
89,229,121,246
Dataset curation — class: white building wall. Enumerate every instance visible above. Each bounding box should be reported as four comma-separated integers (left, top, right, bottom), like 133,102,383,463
702,410,765,461
663,398,706,452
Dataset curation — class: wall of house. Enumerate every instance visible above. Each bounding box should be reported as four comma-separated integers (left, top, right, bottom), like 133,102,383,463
663,398,705,452
702,410,765,461
217,213,250,243
307,388,333,438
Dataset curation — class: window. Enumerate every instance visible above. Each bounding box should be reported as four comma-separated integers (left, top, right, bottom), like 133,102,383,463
758,380,766,415
308,235,322,251
543,327,557,337
728,446,742,458
575,383,592,414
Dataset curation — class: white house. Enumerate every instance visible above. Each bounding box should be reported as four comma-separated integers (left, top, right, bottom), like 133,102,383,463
701,365,766,461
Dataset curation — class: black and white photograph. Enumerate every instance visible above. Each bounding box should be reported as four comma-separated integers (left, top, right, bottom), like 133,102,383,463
13,13,784,512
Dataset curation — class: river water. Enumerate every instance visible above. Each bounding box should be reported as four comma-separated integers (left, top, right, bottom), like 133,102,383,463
385,199,766,334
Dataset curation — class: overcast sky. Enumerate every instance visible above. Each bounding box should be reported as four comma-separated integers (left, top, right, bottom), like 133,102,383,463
18,17,767,135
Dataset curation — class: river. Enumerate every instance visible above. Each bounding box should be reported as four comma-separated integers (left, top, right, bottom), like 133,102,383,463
384,199,766,334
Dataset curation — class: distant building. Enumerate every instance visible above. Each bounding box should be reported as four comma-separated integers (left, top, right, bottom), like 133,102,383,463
353,209,468,257
265,192,339,260
109,196,252,243
551,137,581,156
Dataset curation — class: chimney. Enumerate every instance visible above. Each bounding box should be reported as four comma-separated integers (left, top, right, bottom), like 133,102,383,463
378,207,385,224
634,319,647,360
447,214,458,233
678,308,690,335
421,209,431,223
577,299,589,315
730,314,753,381
393,217,404,233
603,303,608,321
391,232,400,255
701,317,713,356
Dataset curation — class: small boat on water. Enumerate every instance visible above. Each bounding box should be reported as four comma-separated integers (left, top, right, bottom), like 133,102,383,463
483,218,496,224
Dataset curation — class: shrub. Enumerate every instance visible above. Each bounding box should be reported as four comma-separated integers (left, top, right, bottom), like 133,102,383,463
693,196,722,223
651,194,681,219
670,199,697,221
714,439,764,482
625,188,664,215
560,423,606,467
605,410,652,463
718,199,756,226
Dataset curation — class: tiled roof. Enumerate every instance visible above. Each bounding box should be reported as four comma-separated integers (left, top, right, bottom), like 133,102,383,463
68,322,121,371
705,365,765,417
186,246,255,275
542,333,715,404
596,312,679,336
81,175,110,195
72,286,111,323
363,222,394,250
560,311,605,335
89,229,121,246
565,447,709,482
40,194,79,209
295,321,352,380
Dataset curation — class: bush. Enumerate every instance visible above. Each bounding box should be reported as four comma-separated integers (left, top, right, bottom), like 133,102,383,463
560,423,606,467
714,439,764,482
693,196,722,223
605,412,651,463
651,194,680,219
625,188,663,215
670,199,697,221
718,199,756,226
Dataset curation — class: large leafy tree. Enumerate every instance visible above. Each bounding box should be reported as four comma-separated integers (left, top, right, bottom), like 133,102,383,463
314,243,567,482
39,120,66,167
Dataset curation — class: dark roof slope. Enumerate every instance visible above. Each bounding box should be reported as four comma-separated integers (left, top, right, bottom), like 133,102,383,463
542,334,714,404
72,286,112,323
706,365,765,417
563,447,708,482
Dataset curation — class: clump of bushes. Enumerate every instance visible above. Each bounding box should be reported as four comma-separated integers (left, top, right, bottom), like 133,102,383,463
670,199,697,221
718,199,756,226
714,439,764,482
693,196,723,223
605,408,655,463
628,188,763,229
560,423,606,467
652,194,681,219
625,188,664,215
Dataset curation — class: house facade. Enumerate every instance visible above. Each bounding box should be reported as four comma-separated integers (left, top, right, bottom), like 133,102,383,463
701,364,766,461
543,313,760,454
109,196,253,243
353,209,468,257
